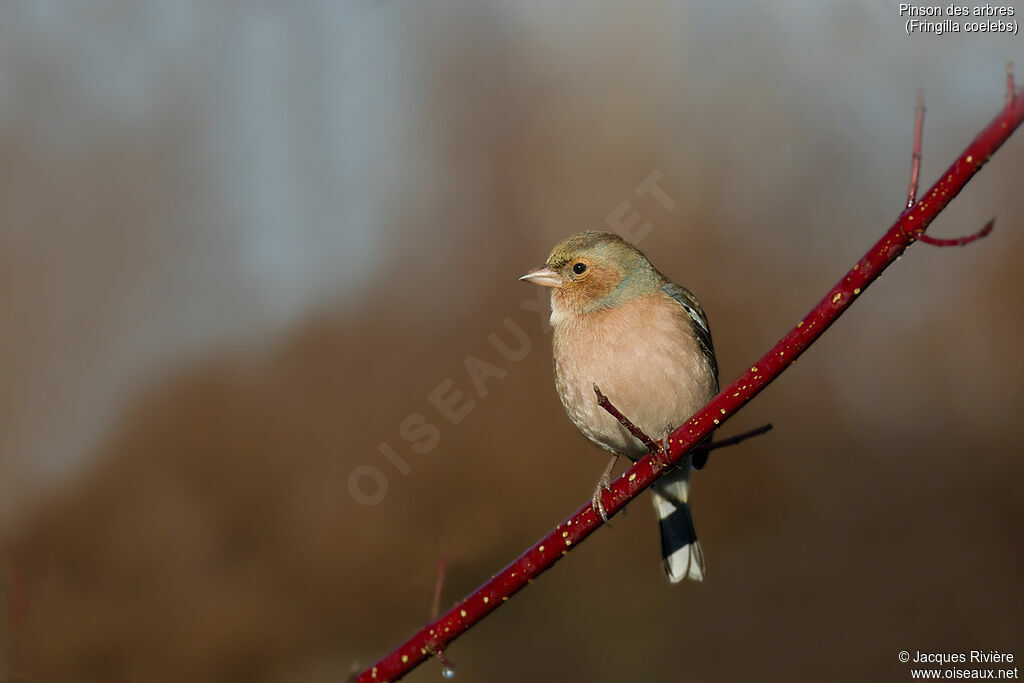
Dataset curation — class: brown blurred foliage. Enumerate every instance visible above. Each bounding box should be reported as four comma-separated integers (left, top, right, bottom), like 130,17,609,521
2,3,1023,683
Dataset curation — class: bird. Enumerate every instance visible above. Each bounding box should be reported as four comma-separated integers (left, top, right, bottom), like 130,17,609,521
520,230,719,582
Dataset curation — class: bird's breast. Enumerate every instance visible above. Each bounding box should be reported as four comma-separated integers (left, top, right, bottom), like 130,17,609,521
552,293,716,459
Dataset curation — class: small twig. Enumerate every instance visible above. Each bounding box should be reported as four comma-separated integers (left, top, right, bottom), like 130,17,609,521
692,423,773,452
903,89,995,249
425,555,457,678
917,218,995,247
1007,62,1016,109
690,421,773,469
593,384,659,453
430,554,448,621
906,89,925,210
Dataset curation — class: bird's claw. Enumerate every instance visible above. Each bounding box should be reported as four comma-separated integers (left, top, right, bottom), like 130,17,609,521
655,437,674,468
591,473,614,524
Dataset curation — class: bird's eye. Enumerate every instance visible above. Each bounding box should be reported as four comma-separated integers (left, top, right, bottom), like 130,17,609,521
572,262,587,275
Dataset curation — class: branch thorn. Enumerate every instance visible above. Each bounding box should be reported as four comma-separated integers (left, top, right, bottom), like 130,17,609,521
422,642,457,679
439,652,457,679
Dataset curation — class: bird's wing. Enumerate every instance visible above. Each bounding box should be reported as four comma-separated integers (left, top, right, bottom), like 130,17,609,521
661,282,718,381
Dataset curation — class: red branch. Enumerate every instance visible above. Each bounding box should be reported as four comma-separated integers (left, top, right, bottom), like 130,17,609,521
355,81,1024,683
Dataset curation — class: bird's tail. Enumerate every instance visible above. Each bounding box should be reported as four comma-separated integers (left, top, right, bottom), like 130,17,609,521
651,459,706,583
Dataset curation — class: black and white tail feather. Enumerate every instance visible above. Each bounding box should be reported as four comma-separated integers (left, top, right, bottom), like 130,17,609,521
652,455,706,582
654,282,716,582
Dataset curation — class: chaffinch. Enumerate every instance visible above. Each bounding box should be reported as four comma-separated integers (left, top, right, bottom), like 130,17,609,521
520,231,719,582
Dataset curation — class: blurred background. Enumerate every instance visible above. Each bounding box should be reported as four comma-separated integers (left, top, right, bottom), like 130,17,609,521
1,2,1022,682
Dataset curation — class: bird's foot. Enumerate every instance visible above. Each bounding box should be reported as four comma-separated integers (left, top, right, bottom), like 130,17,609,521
591,472,614,524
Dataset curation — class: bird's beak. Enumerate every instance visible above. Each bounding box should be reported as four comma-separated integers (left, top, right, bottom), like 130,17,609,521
518,266,563,288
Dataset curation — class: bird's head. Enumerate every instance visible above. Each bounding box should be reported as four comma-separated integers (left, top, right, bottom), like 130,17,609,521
519,231,661,316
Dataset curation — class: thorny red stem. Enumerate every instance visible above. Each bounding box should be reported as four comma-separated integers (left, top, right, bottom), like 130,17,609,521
355,81,1024,683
